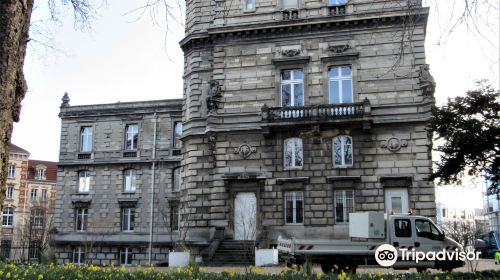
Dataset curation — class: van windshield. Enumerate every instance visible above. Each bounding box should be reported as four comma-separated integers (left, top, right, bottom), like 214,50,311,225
415,219,442,240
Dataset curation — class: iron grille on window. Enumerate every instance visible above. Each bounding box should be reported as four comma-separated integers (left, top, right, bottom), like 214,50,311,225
77,153,92,159
123,151,137,158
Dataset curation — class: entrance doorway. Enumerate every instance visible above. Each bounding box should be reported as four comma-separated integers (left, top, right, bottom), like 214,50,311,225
234,192,257,240
385,188,409,214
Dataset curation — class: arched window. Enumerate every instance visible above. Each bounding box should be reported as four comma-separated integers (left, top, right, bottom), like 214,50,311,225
78,171,91,193
123,169,136,192
333,135,353,167
284,138,303,169
2,207,14,226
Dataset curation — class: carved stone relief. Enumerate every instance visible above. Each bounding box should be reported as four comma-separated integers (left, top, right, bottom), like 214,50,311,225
381,137,408,152
418,64,436,96
328,44,350,54
280,49,301,57
206,80,223,114
234,143,257,159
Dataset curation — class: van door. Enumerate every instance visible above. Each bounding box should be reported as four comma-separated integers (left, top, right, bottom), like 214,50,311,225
390,217,415,268
414,218,444,252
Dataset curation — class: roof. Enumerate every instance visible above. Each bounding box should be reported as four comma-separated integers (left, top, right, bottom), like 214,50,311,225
27,160,58,181
9,143,30,155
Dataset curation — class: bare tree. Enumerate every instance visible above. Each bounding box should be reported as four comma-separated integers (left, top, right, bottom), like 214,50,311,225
442,220,483,272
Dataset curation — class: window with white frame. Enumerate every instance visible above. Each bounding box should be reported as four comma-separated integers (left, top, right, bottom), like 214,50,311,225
125,124,139,150
7,164,15,178
2,207,13,226
6,185,13,200
31,209,44,227
328,0,347,5
72,246,85,264
328,66,353,104
30,189,38,201
245,0,254,11
170,205,180,231
281,70,304,107
120,247,133,265
36,168,46,180
282,0,298,9
121,207,135,232
75,208,88,232
173,167,181,191
80,126,93,152
334,189,354,223
284,191,304,224
78,171,90,193
123,169,136,192
284,138,303,169
332,135,353,167
173,122,183,149
41,189,48,201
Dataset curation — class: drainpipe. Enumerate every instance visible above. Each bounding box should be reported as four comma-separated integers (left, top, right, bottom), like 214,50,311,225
148,113,158,264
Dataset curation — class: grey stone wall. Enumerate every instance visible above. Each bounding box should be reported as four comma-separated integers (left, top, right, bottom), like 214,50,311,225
180,0,436,244
54,99,183,264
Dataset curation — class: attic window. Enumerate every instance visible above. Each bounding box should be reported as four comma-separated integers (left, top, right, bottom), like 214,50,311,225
36,167,46,180
328,0,347,16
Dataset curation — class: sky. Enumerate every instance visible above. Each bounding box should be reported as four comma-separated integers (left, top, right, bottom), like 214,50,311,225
11,1,499,209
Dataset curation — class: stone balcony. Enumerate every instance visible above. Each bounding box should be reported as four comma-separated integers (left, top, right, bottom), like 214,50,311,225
261,98,371,129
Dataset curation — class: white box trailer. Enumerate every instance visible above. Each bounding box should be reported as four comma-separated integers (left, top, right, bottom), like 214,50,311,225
278,212,465,273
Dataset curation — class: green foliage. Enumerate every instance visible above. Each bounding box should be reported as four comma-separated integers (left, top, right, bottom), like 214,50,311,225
429,81,499,193
1,263,500,280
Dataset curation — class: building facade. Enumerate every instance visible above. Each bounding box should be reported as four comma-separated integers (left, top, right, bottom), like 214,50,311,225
53,96,183,265
179,0,436,248
1,144,57,262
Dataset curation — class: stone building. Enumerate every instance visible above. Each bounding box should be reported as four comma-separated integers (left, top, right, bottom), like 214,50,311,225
53,96,183,265
1,143,57,262
179,0,436,249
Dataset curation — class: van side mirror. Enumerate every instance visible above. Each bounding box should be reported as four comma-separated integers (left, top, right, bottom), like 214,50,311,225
439,232,445,241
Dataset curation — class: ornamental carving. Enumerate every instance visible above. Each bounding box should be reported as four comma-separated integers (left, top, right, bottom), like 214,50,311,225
206,80,223,114
328,44,350,54
281,49,301,57
381,137,408,152
418,64,436,96
207,132,216,151
234,144,257,159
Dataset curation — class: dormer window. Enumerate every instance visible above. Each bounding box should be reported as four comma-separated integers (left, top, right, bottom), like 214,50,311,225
36,167,46,180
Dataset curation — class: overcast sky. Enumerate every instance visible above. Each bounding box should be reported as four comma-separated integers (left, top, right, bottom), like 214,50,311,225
12,0,499,168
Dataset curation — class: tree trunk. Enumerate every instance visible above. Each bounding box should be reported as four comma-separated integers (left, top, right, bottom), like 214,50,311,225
0,0,34,210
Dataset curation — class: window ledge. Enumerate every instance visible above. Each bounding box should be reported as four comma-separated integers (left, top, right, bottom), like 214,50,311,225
320,52,359,62
276,177,309,184
327,175,360,182
283,167,304,171
272,56,310,65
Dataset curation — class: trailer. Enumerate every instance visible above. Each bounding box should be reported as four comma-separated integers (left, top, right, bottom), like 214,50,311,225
278,212,465,273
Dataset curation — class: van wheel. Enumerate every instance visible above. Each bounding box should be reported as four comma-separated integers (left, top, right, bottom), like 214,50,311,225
321,262,334,274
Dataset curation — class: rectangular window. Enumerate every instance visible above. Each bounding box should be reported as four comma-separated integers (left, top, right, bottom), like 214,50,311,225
122,208,135,232
75,208,88,232
442,208,447,218
173,122,183,149
5,186,13,200
173,167,181,191
123,169,136,192
394,219,412,237
284,191,304,224
7,165,15,178
78,171,90,193
41,189,48,201
334,190,354,223
170,206,179,231
328,66,353,104
125,124,139,150
120,247,133,265
31,209,45,227
80,126,93,152
72,246,85,264
30,189,38,201
2,208,14,226
28,240,40,259
281,70,304,107
282,0,298,9
245,0,254,11
333,135,353,167
36,168,45,180
0,240,11,259
283,138,303,169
